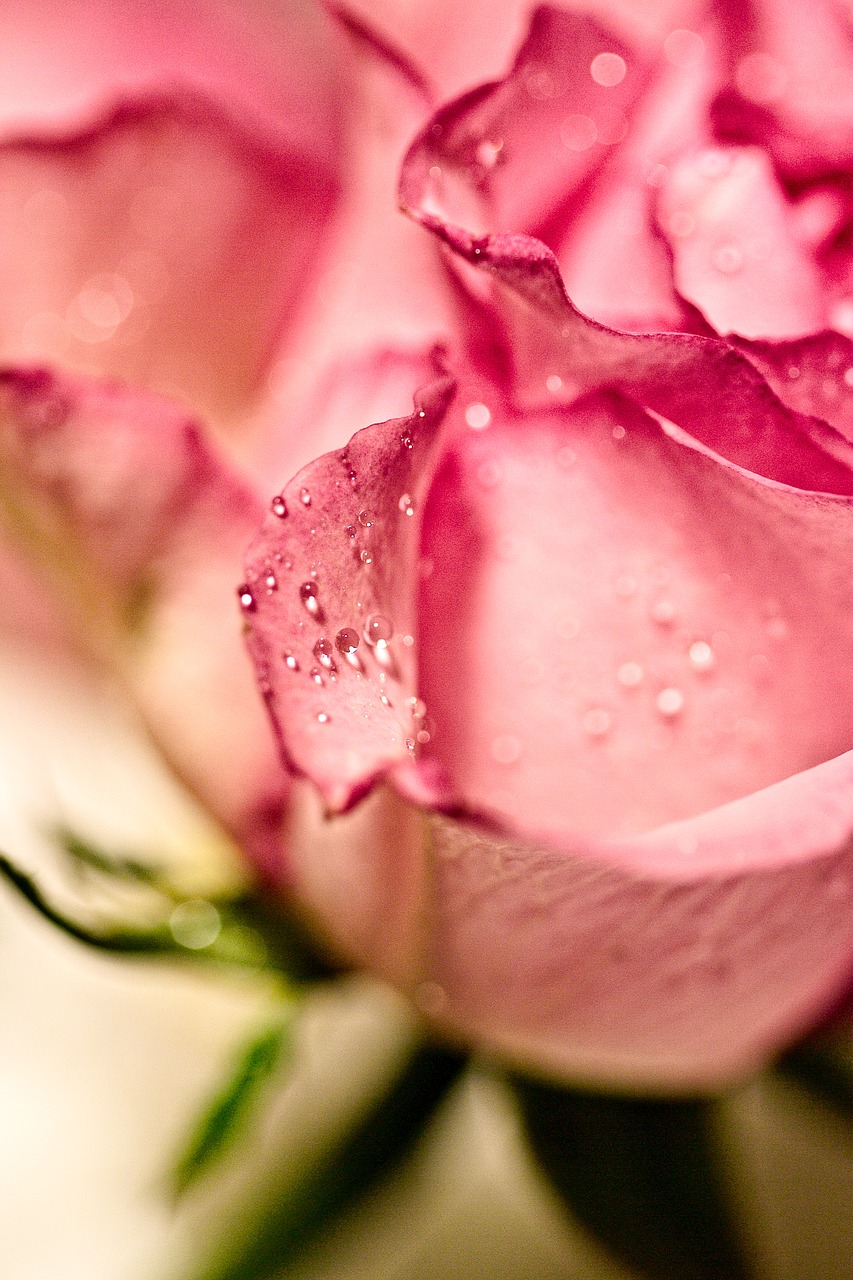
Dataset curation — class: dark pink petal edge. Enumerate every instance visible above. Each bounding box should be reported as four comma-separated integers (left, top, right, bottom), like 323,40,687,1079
242,366,456,813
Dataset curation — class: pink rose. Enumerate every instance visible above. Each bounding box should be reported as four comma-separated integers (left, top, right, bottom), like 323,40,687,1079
242,0,853,1088
0,0,452,874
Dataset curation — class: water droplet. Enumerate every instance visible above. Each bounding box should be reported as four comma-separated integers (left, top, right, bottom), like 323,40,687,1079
284,650,299,671
365,614,394,646
712,243,743,274
612,424,626,440
651,598,677,626
406,696,428,721
316,711,331,724
270,494,288,518
664,28,705,68
561,113,598,151
590,51,626,87
688,640,715,672
357,511,373,529
300,581,319,614
491,733,521,764
169,899,221,950
657,687,685,717
313,638,336,670
476,138,503,168
465,402,491,430
843,367,853,387
359,548,373,566
416,729,431,744
402,634,415,647
668,211,695,238
400,432,414,450
583,707,612,737
787,365,800,380
345,524,357,538
299,487,311,507
546,373,563,393
265,572,278,593
237,585,256,613
617,661,644,688
335,627,359,655
310,666,324,685
398,493,415,515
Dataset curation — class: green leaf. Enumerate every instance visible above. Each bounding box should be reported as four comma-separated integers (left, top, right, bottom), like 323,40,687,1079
181,1043,467,1280
512,1078,755,1280
172,1009,298,1197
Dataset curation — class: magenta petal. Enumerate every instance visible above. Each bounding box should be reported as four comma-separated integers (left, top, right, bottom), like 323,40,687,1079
0,365,288,873
242,372,455,812
423,759,853,1089
733,330,853,441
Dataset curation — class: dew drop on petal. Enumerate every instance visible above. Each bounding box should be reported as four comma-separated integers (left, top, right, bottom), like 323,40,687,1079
546,373,563,393
345,524,357,538
316,711,331,724
365,614,394,646
657,687,685,717
612,424,626,440
300,581,319,614
590,51,626,86
284,650,299,671
583,707,612,737
237,585,256,613
398,493,415,515
265,572,278,593
664,29,705,68
299,487,311,507
400,432,414,450
313,638,336,670
465,402,491,430
358,510,374,528
617,661,644,688
561,114,598,151
688,640,715,672
270,494,288,518
844,368,853,388
359,549,373,566
335,627,360,655
310,667,324,685
712,243,743,274
651,598,677,626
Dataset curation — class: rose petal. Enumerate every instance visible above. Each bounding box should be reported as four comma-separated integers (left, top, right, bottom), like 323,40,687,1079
733,330,853,440
0,91,340,430
657,144,827,337
416,387,853,841
0,365,288,874
421,768,853,1089
401,8,644,249
242,371,455,812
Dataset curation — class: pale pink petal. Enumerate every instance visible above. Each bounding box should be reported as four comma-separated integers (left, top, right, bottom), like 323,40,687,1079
657,145,827,337
245,13,456,483
421,770,853,1089
242,371,455,812
0,366,288,875
416,388,853,841
0,0,343,152
0,92,340,432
